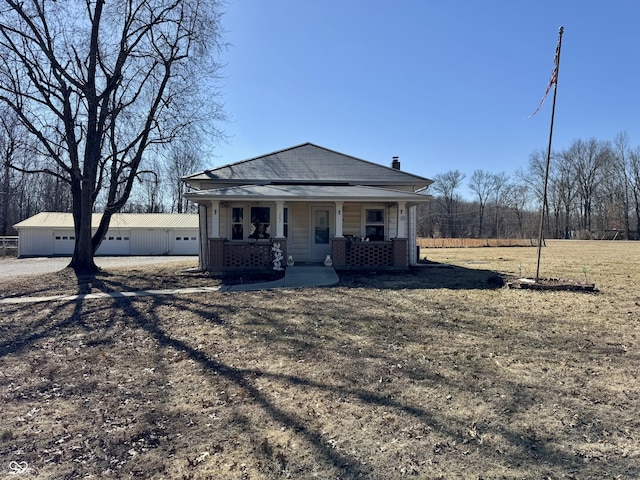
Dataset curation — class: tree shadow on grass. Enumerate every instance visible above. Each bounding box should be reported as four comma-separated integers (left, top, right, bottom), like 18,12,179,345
2,259,638,478
338,263,506,290
124,293,637,479
2,282,638,478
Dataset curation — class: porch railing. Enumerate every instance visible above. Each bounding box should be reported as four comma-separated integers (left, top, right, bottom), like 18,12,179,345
331,237,408,270
207,237,407,271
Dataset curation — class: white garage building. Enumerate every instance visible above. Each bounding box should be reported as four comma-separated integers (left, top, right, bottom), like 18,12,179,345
14,212,199,257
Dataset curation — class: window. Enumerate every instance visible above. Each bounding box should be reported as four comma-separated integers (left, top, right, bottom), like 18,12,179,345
283,207,289,238
231,207,244,240
365,209,385,241
249,206,270,240
230,205,273,240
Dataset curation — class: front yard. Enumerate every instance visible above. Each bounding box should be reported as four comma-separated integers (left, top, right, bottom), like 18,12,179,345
1,241,639,478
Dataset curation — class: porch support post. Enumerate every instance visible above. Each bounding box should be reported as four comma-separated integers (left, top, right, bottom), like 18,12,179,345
198,204,209,270
275,201,285,238
397,202,407,238
334,201,343,238
210,201,220,238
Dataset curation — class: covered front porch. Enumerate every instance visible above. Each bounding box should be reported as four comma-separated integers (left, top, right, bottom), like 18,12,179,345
186,184,429,273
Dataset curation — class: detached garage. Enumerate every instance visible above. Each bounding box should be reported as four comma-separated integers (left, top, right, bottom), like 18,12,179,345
14,212,199,257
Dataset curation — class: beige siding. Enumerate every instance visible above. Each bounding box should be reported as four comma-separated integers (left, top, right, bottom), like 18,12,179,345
288,203,310,261
218,206,229,239
342,203,362,236
388,204,398,239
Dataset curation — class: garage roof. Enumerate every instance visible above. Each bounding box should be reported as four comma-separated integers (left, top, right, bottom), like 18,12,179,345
14,212,199,229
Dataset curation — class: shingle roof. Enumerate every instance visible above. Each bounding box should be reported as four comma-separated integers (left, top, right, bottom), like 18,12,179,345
14,212,199,229
183,143,432,187
185,185,431,204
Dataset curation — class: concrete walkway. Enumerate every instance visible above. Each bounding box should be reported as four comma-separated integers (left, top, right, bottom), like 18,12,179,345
0,265,339,304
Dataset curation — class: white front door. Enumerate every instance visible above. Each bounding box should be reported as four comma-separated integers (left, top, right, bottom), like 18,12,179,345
311,207,332,261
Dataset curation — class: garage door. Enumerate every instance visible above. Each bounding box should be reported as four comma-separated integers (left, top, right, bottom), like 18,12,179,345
171,231,199,255
54,230,76,255
96,231,131,255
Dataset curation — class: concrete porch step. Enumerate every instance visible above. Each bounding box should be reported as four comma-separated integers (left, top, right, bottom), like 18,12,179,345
221,265,339,292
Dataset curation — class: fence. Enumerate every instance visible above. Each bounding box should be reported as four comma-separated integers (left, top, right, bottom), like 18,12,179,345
417,238,540,248
0,236,19,257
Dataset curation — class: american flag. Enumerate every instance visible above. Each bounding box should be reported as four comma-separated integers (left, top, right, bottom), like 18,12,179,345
529,32,562,118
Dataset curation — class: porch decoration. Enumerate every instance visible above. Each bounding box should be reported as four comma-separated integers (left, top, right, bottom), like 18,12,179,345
272,242,284,271
324,255,333,267
287,255,294,267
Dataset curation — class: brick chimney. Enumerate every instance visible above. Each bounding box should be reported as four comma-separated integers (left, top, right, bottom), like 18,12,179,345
391,156,401,170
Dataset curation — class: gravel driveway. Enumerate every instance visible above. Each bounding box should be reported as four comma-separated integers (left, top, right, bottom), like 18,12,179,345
0,256,197,282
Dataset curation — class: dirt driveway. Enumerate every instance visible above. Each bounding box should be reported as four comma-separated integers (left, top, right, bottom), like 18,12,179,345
0,256,197,282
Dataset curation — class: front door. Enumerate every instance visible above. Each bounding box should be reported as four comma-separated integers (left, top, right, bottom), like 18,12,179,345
311,207,332,261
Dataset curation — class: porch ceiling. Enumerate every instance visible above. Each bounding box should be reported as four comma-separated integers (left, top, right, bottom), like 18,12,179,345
185,184,432,205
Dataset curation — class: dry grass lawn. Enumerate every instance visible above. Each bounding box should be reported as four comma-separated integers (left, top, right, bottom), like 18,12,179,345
1,240,639,479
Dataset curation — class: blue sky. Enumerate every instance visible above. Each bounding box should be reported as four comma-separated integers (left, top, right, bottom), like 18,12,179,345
210,1,639,197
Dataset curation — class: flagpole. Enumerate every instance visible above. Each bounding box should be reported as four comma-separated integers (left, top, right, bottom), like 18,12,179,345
535,26,564,282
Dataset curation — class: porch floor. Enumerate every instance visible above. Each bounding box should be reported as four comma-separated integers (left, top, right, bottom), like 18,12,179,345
220,265,339,292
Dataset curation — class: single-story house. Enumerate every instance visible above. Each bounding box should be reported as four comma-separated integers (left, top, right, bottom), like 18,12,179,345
14,212,199,257
182,143,433,272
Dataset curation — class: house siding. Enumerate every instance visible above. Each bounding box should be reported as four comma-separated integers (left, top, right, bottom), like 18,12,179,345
342,203,361,237
288,203,310,261
388,205,398,239
219,207,229,239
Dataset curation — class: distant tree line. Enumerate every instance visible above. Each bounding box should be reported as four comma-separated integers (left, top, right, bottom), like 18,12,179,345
4,125,640,243
418,132,640,241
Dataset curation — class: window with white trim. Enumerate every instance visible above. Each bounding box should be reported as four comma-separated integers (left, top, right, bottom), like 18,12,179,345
365,208,385,241
283,207,289,238
231,207,244,240
230,205,273,240
249,206,270,239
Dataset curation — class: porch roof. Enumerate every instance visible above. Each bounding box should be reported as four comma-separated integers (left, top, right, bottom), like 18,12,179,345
184,184,431,204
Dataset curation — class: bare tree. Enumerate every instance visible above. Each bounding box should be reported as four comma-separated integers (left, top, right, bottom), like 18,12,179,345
0,0,225,272
569,138,610,234
504,182,531,238
166,140,203,213
491,172,510,238
628,146,640,239
520,149,561,238
555,148,578,238
0,109,19,235
611,131,633,239
432,170,465,237
468,169,494,237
